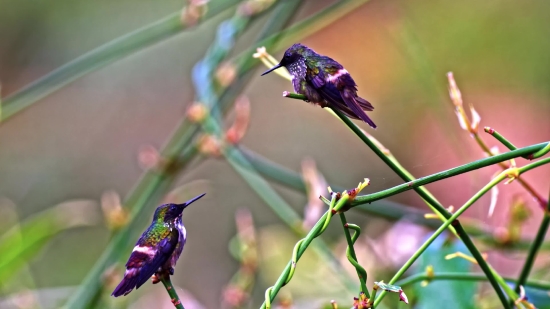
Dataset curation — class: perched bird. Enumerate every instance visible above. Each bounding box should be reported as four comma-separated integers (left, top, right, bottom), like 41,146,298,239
111,193,206,297
261,43,376,128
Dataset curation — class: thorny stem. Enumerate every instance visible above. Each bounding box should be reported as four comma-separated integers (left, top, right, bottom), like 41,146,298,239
514,188,550,294
339,213,369,297
160,275,185,309
373,158,550,307
396,272,550,291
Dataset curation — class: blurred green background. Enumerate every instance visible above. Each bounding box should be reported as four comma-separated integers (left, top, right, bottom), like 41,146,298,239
1,0,549,308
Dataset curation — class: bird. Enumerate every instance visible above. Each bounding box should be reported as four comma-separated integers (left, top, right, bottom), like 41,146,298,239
261,43,376,129
111,193,206,297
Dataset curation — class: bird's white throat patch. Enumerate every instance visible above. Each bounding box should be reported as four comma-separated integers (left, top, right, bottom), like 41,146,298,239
288,58,307,79
177,221,187,239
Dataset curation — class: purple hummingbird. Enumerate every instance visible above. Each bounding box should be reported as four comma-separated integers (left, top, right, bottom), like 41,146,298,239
111,193,205,297
261,43,376,128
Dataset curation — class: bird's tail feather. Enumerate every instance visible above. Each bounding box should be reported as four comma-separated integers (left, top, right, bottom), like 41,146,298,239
356,96,374,111
112,275,140,297
341,89,377,129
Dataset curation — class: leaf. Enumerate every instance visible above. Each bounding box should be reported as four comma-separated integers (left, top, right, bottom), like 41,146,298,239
0,200,98,282
413,233,478,309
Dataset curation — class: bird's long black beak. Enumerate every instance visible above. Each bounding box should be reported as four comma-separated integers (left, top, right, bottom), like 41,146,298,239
261,63,283,76
178,193,206,209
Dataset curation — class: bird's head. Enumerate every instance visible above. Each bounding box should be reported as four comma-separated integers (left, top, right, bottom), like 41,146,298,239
154,193,206,223
261,43,309,76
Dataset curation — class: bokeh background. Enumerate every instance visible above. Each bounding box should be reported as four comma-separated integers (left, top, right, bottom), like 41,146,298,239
1,0,549,308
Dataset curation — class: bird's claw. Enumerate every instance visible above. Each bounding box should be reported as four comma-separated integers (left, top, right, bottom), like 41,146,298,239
151,274,161,284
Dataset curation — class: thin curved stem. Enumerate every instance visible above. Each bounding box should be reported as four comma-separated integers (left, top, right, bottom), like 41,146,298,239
260,195,350,309
284,92,550,308
339,213,369,296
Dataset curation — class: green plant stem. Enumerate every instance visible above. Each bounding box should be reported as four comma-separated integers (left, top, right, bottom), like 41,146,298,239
160,276,185,309
282,94,550,208
260,195,350,309
484,127,519,153
160,275,185,309
339,213,369,297
514,189,550,294
328,107,549,208
373,158,550,307
349,139,548,206
192,0,368,303
64,144,197,309
0,0,243,123
396,272,550,291
239,145,550,251
329,100,547,307
65,1,320,306
283,92,308,100
328,106,531,308
482,127,547,208
284,93,550,308
223,145,357,291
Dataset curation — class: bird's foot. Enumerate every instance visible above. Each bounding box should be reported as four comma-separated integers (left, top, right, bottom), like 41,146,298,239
151,274,161,284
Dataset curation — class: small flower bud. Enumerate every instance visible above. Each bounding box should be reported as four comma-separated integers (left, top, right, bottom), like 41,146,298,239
101,190,128,230
253,46,268,59
215,61,237,88
180,0,209,26
399,290,409,304
493,226,511,244
510,195,530,223
186,102,208,123
225,96,250,144
138,144,162,170
238,0,276,17
347,178,370,200
197,134,222,157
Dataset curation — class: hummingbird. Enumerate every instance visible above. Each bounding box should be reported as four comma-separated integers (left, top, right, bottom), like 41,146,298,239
261,43,376,129
111,193,206,297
